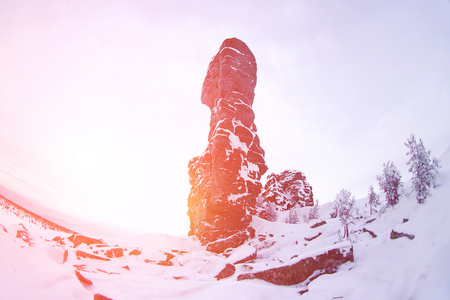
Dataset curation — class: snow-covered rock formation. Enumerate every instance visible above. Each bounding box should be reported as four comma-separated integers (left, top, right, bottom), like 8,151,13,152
257,170,314,221
187,38,267,253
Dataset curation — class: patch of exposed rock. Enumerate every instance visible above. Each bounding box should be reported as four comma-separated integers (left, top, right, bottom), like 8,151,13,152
390,229,415,240
187,38,267,252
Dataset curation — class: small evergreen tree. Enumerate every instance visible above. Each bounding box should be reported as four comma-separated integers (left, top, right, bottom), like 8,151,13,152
334,189,355,240
265,201,278,222
377,161,402,207
367,185,380,215
287,206,299,224
309,199,320,220
405,134,441,203
430,157,442,188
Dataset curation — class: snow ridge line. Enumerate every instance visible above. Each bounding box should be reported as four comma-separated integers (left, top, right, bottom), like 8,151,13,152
0,195,75,234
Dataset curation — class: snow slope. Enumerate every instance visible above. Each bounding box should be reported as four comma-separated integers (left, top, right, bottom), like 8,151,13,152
1,164,449,299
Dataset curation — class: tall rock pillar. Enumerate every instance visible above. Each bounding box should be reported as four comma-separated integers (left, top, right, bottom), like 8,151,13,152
187,38,268,253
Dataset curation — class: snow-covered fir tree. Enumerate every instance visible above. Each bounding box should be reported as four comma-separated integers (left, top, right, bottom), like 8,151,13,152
377,161,402,207
265,201,278,222
405,134,441,203
431,157,442,188
308,199,320,220
287,206,299,224
333,189,355,240
367,185,380,215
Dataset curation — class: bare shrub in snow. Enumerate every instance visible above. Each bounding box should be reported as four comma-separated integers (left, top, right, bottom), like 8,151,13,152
405,134,441,203
333,189,356,241
377,161,402,207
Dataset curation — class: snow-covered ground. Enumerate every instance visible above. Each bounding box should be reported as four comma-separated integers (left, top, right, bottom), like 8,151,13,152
1,162,449,299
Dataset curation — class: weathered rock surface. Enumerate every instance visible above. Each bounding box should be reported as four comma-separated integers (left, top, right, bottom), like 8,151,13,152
187,38,267,252
237,244,353,285
257,170,313,220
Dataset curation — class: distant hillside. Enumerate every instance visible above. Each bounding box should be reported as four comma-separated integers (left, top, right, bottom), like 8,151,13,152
0,195,75,234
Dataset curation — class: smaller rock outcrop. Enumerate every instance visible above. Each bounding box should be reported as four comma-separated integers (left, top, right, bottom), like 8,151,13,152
237,243,353,285
257,170,313,221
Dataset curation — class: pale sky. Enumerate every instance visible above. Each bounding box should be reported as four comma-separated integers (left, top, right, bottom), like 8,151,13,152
1,0,449,235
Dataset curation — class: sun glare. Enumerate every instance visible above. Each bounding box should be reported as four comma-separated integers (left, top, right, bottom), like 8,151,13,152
70,138,110,180
54,125,139,204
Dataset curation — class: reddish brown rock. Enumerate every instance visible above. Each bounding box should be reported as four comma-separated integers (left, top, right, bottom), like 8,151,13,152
206,230,249,254
75,270,93,287
310,220,327,229
63,249,68,263
76,250,110,261
94,293,112,300
363,228,377,238
215,263,236,280
305,232,322,242
238,244,353,285
129,249,142,256
187,38,267,251
157,252,175,266
68,234,105,248
390,229,415,240
52,236,66,245
105,248,124,258
16,229,32,245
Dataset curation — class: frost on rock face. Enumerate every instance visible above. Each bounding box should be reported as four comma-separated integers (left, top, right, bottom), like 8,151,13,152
187,38,267,252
